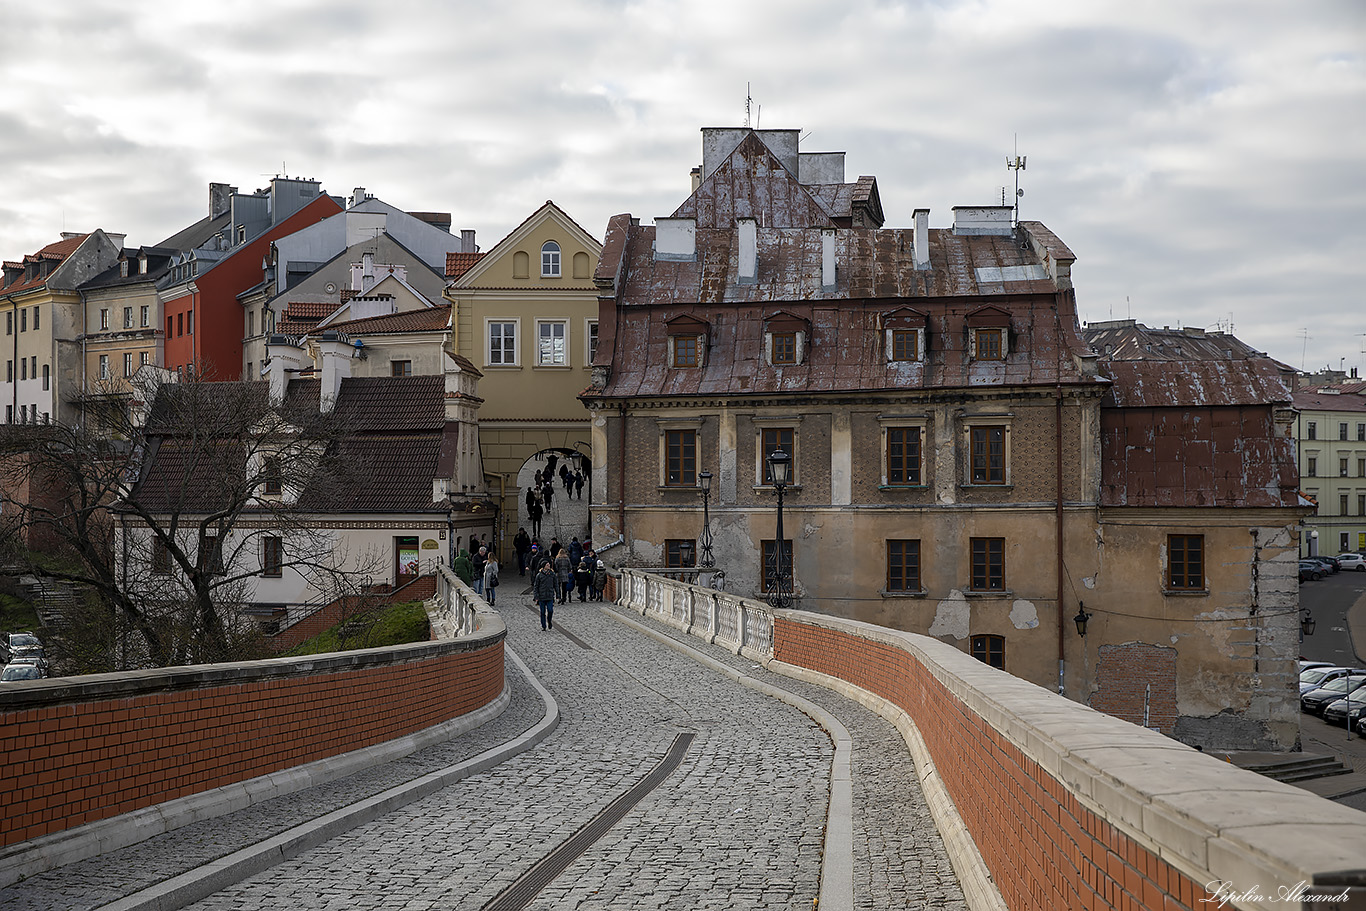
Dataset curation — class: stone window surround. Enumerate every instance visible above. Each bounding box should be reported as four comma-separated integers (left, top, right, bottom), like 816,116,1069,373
960,412,1014,488
656,417,704,490
752,415,802,491
878,413,929,488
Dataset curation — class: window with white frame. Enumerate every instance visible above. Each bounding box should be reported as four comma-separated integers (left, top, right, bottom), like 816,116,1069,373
541,241,561,277
488,320,518,366
123,307,134,329
882,308,928,363
763,313,808,366
98,354,109,380
537,320,568,366
100,309,110,330
123,353,133,377
140,305,150,327
586,319,599,364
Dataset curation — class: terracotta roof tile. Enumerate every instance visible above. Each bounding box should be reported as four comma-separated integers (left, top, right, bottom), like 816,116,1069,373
322,305,450,336
446,251,485,278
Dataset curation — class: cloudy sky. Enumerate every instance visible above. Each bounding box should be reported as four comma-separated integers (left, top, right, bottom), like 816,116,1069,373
1,0,1361,373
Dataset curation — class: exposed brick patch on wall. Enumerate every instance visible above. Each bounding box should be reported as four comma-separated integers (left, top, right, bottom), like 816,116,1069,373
0,639,503,849
1089,642,1178,736
774,618,1210,911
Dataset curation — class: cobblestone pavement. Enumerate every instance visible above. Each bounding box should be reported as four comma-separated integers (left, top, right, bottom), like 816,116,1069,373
1,593,968,910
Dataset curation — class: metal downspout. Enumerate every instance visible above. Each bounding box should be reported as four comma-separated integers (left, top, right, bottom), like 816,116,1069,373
618,402,627,541
1057,382,1066,696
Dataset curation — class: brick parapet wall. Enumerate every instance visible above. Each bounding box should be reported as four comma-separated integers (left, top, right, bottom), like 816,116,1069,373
0,629,505,849
772,614,1366,911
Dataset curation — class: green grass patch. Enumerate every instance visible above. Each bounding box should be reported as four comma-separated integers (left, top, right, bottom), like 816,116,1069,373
287,600,431,656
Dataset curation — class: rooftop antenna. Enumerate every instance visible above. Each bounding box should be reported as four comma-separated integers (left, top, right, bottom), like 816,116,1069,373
745,84,752,128
1299,328,1311,370
1006,134,1026,225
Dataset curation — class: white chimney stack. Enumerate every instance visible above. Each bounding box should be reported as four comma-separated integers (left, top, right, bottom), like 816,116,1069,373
317,334,352,414
267,341,305,407
913,209,930,271
738,218,757,283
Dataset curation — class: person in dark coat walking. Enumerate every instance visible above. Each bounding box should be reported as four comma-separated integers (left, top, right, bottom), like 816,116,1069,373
553,548,573,604
533,561,557,630
574,557,592,602
574,470,585,499
513,528,531,576
529,499,543,538
569,536,583,569
591,559,607,601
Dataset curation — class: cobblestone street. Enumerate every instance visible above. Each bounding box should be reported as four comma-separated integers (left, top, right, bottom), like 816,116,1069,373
0,591,967,910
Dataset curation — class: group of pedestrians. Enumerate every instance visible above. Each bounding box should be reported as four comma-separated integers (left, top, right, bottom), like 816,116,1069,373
521,532,607,631
523,453,588,539
452,535,502,606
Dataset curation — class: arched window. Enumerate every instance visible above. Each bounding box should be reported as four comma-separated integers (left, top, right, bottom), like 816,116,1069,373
573,251,590,279
541,241,561,277
512,251,529,279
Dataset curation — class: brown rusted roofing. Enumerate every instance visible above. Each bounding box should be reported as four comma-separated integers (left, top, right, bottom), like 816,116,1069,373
1085,322,1302,508
321,305,450,336
1084,323,1295,408
446,251,486,279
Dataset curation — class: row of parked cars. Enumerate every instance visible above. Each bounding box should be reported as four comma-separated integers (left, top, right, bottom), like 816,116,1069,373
1300,661,1366,730
1299,552,1366,582
0,632,49,681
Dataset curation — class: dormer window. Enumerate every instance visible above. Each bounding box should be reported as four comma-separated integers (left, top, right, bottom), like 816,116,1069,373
666,314,709,368
541,241,561,277
966,305,1011,361
881,308,928,363
764,311,808,367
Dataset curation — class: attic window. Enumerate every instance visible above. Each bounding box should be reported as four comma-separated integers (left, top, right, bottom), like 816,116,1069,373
666,314,709,368
541,241,561,278
764,312,808,367
973,328,1005,360
882,308,927,363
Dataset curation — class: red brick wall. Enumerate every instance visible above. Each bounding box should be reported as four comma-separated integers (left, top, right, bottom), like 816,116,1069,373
0,639,503,849
269,574,439,652
1090,642,1179,736
775,618,1211,911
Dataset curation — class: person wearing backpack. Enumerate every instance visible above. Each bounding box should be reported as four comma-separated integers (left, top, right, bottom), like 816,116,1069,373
482,552,500,606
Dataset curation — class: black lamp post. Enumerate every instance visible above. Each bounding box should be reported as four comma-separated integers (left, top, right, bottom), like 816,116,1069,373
766,449,792,609
1301,610,1317,637
698,470,715,568
1073,605,1092,636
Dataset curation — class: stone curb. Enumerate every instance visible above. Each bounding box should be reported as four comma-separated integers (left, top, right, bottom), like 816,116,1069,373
767,659,1009,911
600,607,855,911
64,645,558,911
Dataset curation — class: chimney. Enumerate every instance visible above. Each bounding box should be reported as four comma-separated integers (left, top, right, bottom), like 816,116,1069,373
267,338,305,407
316,332,352,414
361,252,375,292
913,209,930,270
209,182,235,219
461,229,477,254
690,167,702,194
655,218,696,262
821,229,836,290
351,187,367,208
737,218,757,283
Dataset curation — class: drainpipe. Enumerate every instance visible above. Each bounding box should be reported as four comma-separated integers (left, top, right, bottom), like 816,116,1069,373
618,402,628,542
1057,382,1066,696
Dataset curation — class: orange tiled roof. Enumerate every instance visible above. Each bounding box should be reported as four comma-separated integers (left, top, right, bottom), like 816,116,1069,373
445,251,485,278
285,301,338,321
0,234,89,296
323,305,451,335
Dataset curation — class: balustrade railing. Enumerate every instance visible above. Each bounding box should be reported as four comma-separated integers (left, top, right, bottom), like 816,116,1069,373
616,567,774,660
430,565,491,639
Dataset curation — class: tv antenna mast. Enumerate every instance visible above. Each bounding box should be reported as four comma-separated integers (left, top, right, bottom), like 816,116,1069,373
744,84,760,129
1006,135,1026,225
1299,327,1311,370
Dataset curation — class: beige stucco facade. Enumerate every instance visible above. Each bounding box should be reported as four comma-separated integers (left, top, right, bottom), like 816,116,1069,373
445,202,601,554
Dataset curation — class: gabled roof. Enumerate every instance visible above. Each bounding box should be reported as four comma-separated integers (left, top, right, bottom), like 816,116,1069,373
450,200,602,289
0,235,89,295
672,132,837,230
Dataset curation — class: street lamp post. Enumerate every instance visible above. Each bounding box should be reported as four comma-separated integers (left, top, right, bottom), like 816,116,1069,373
766,449,792,609
698,470,715,568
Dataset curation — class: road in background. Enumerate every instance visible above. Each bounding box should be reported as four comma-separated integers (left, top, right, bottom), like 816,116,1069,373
1297,569,1366,667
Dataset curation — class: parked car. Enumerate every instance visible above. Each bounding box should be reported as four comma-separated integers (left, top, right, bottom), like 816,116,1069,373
1300,660,1335,672
1335,553,1366,571
0,663,43,682
1305,556,1341,573
7,632,42,659
1300,561,1324,582
1302,674,1366,715
1301,666,1364,695
1322,692,1366,728
7,655,48,675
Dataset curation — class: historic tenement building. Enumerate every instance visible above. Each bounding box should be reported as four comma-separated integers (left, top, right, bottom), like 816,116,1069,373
582,126,1308,750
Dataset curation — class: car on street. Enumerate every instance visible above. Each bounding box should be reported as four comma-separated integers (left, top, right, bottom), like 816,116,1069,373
1305,556,1341,574
1322,692,1366,728
7,632,42,659
1301,666,1364,695
1335,553,1366,571
1302,674,1366,716
0,663,44,682
1300,660,1335,672
1300,560,1325,582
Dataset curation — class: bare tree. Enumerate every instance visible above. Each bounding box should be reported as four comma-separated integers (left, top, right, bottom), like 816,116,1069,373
0,373,384,669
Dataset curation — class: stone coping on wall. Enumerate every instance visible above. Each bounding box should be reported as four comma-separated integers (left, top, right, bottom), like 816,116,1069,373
773,609,1366,907
0,625,506,710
